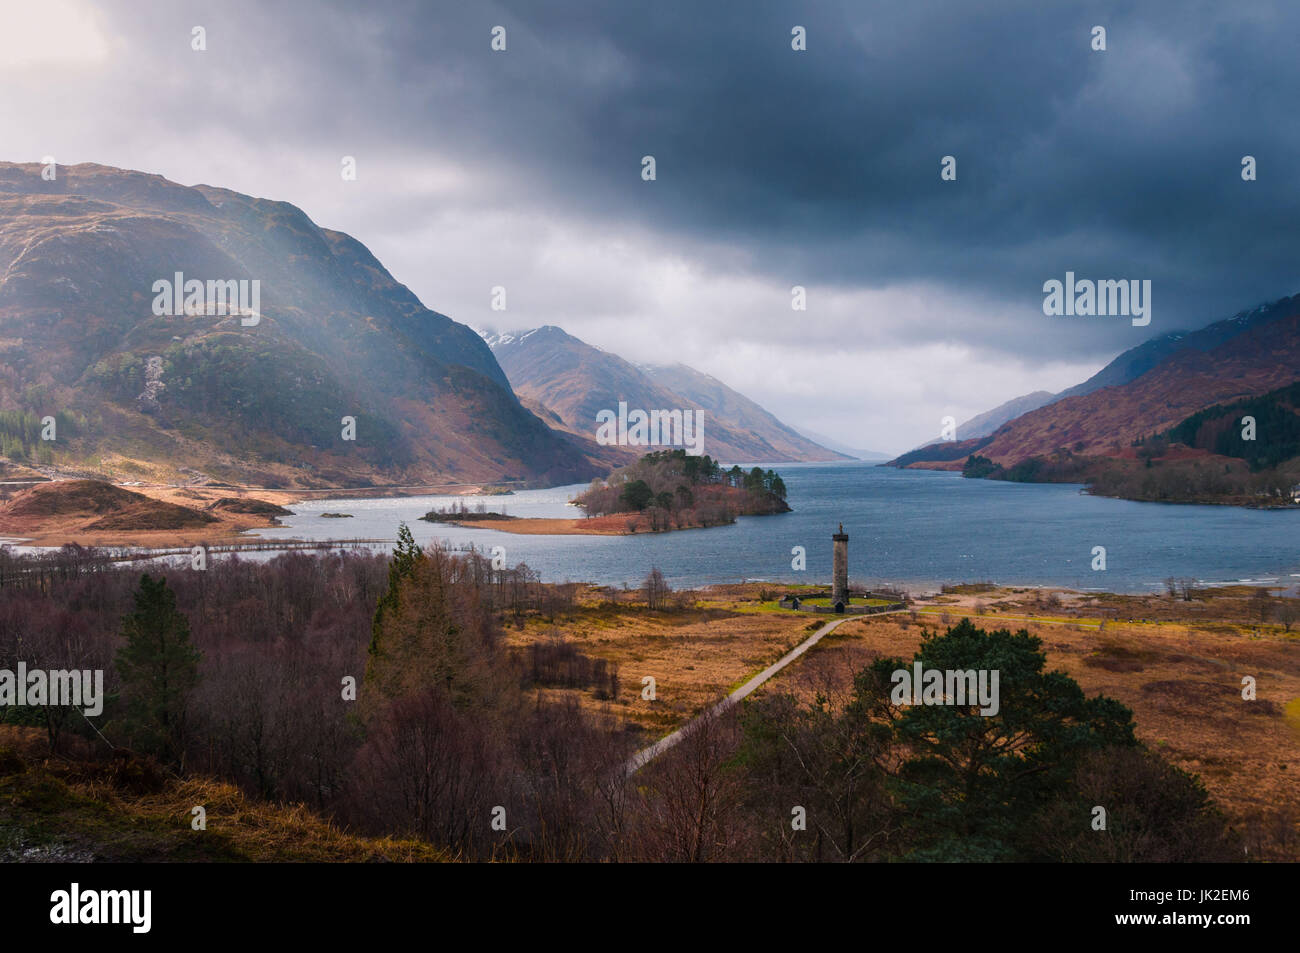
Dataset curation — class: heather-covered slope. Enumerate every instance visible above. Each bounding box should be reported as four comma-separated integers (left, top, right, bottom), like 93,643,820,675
1054,299,1292,401
892,294,1300,476
0,162,610,488
897,390,1054,457
976,301,1300,465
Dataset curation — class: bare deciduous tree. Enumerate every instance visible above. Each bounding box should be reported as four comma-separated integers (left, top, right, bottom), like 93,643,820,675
631,707,745,862
644,567,671,611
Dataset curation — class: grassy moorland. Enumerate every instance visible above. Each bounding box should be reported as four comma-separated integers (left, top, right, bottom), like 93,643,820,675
2,539,1295,861
509,581,1299,859
814,586,1298,858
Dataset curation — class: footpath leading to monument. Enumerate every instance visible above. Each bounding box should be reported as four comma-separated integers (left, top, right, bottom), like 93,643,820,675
623,608,905,776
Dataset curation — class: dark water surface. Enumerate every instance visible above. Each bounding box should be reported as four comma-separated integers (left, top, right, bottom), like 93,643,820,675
249,463,1300,594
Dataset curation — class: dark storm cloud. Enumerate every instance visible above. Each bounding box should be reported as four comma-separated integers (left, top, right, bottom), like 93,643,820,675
93,0,1300,361
344,0,1300,356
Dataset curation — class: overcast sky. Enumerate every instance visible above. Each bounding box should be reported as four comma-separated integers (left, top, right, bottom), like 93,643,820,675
4,0,1298,454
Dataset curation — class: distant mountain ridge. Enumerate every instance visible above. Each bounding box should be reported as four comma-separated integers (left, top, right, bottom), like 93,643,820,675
0,162,614,487
900,299,1293,459
890,294,1300,474
638,362,850,461
1054,301,1287,401
953,391,1056,442
975,296,1300,465
483,326,848,463
903,390,1056,454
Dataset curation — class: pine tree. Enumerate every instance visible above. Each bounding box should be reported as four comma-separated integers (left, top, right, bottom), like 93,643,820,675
115,573,200,766
368,522,424,664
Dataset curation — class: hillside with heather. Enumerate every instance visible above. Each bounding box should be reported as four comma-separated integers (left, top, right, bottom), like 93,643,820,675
973,299,1300,466
0,162,615,489
889,295,1300,504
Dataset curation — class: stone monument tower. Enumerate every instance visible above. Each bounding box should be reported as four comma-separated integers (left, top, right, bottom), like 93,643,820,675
832,523,849,609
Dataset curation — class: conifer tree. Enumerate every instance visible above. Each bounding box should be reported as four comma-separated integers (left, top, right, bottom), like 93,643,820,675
368,522,424,664
115,573,200,766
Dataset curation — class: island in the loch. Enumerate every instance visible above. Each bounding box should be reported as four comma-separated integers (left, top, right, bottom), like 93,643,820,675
426,450,791,536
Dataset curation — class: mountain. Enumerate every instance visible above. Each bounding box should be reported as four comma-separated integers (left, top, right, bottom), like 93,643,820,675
482,327,686,450
483,326,847,463
638,363,852,462
897,299,1296,464
1166,381,1300,472
894,294,1300,474
952,391,1056,441
974,296,1300,465
1055,302,1288,400
0,162,612,488
900,389,1056,455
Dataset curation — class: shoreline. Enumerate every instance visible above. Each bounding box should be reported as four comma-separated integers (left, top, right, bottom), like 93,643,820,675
2,525,1292,599
0,479,518,548
3,479,1297,596
890,462,1300,509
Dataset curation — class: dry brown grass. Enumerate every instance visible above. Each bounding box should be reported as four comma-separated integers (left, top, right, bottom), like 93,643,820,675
506,588,821,739
764,590,1300,857
101,775,449,862
507,582,1297,856
0,726,448,862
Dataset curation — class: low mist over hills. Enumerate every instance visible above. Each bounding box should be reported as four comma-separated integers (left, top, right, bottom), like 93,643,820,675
483,325,847,463
0,162,614,488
